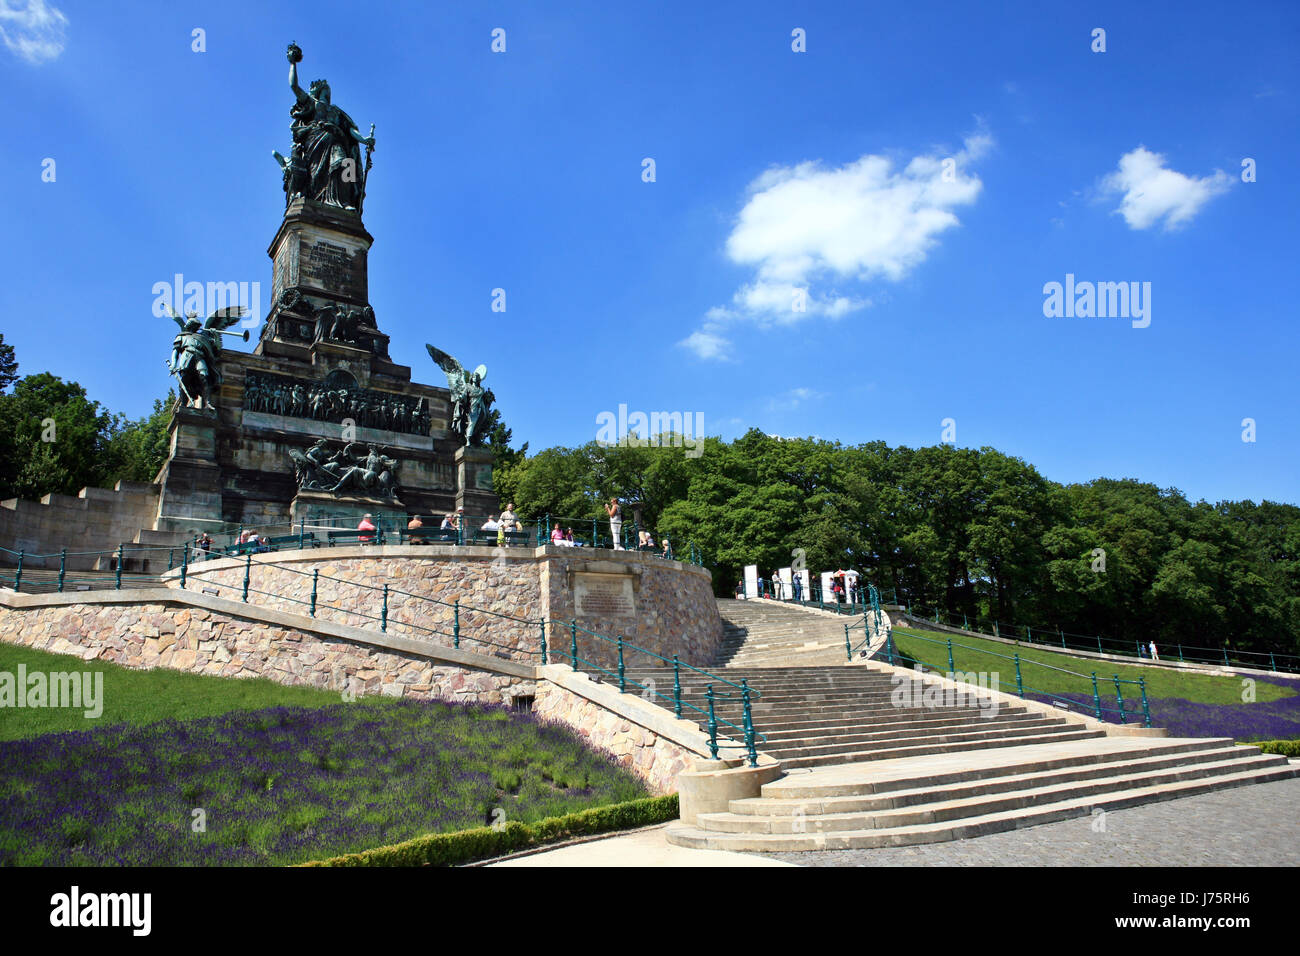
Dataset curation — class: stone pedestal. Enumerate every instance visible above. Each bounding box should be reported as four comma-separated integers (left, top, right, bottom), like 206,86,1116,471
153,405,223,533
455,445,496,516
291,489,400,529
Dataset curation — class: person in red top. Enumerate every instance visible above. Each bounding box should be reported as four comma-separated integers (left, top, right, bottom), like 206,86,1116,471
357,513,377,545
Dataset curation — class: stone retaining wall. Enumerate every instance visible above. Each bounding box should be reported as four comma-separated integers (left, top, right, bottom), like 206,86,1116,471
0,599,530,705
174,545,723,669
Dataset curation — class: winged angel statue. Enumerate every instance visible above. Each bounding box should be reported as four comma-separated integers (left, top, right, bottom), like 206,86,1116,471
164,306,249,409
425,344,494,446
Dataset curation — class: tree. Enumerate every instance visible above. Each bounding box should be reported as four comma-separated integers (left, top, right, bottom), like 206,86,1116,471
0,333,17,392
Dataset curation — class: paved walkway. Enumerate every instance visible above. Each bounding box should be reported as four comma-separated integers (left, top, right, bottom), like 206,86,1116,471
757,775,1300,866
487,824,795,867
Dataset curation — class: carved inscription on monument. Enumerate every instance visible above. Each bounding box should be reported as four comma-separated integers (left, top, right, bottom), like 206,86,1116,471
573,573,636,618
296,235,367,300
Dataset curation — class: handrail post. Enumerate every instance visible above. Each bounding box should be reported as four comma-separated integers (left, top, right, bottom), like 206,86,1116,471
1013,653,1023,697
168,548,174,571
453,598,460,648
569,618,577,670
180,544,188,589
705,684,718,759
1222,646,1229,667
14,550,23,592
299,517,305,550
58,549,66,593
992,620,998,637
946,638,954,676
115,544,124,590
310,569,318,617
1096,635,1102,654
242,552,251,601
1060,628,1065,649
1090,673,1103,720
616,635,625,692
1177,643,1183,662
742,679,757,768
1269,652,1276,673
844,623,851,662
538,620,548,665
672,655,682,718
381,584,388,632
1112,675,1127,724
886,631,895,666
1138,676,1151,728
1025,624,1031,643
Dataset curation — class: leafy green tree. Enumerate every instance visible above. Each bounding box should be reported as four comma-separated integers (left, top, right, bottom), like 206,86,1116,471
0,333,17,392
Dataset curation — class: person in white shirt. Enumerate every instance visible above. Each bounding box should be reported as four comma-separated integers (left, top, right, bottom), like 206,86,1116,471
481,515,499,532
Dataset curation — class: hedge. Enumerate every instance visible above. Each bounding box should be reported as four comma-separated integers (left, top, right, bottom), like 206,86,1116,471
300,793,680,867
1249,739,1300,758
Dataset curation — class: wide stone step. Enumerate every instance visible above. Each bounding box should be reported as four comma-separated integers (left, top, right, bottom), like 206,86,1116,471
668,762,1299,850
756,715,1060,749
762,719,1074,759
728,742,1271,815
779,728,1106,769
753,710,1042,739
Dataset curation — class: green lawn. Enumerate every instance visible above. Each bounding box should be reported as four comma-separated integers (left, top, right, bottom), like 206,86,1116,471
889,627,1295,705
0,643,348,741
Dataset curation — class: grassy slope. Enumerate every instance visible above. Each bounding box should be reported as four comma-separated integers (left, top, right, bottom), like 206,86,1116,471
0,643,347,741
889,627,1296,704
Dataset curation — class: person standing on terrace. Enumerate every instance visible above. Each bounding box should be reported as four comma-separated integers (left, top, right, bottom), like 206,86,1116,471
605,498,622,550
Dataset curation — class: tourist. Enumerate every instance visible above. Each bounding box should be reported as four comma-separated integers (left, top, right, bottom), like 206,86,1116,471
499,503,517,545
565,528,577,547
792,574,803,601
408,513,425,544
440,512,457,542
357,513,377,545
196,531,213,555
481,514,500,532
606,498,622,550
1150,641,1160,661
661,534,671,559
771,571,782,600
735,579,744,599
551,525,565,545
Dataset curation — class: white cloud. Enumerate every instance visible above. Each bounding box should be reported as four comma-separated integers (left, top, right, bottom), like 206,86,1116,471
680,130,990,360
0,0,67,63
1101,146,1231,231
765,387,826,412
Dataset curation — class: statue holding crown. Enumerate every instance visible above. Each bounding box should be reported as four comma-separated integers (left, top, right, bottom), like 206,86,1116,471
272,42,376,213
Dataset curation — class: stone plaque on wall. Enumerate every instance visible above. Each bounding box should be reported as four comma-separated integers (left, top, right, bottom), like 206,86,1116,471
573,572,636,618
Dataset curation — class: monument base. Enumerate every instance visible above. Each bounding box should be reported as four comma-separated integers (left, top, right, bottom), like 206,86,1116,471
456,445,496,516
291,490,402,529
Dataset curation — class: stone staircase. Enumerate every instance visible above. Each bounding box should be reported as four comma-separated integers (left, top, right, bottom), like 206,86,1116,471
629,665,1098,769
660,599,1298,851
713,598,865,667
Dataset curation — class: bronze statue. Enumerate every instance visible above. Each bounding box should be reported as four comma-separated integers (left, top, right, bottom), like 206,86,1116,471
165,306,249,409
290,440,399,498
274,42,375,213
426,344,494,446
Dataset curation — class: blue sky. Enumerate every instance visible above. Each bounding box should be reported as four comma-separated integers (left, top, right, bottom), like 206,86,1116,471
3,0,1297,505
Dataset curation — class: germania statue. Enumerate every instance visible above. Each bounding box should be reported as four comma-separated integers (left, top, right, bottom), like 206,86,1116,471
272,42,375,213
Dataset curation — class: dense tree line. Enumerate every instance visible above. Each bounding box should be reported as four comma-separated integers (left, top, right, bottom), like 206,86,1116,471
494,429,1300,659
0,334,173,502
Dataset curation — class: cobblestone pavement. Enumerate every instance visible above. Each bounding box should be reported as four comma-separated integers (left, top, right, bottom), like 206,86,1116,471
760,776,1300,867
